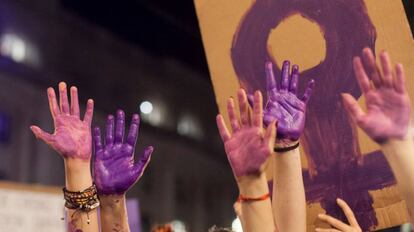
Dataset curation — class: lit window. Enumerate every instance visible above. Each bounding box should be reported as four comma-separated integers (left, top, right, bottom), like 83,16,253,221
177,113,203,140
0,34,26,62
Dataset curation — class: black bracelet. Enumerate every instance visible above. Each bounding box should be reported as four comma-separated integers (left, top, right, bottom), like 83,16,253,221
274,142,300,153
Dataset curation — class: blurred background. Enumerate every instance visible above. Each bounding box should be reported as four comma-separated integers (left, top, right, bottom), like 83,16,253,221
0,0,412,231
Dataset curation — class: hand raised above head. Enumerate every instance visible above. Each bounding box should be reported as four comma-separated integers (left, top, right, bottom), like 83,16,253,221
342,48,412,144
94,110,153,195
30,82,94,160
217,89,276,180
248,61,315,142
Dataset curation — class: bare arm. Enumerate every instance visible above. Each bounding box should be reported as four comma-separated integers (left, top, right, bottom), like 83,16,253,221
342,48,414,224
255,61,314,232
30,82,99,232
93,110,153,232
216,89,276,232
273,147,306,232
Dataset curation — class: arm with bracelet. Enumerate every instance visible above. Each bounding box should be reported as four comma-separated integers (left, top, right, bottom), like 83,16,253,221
30,82,99,232
253,61,314,232
216,89,276,232
93,110,154,232
342,48,414,225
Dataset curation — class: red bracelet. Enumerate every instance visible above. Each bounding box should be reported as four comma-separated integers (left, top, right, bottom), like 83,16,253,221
237,193,270,203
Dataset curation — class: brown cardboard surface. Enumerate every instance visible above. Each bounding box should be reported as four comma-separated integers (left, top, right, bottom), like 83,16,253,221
195,0,413,231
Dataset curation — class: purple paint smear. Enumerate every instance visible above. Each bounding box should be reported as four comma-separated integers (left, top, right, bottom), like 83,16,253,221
231,0,395,230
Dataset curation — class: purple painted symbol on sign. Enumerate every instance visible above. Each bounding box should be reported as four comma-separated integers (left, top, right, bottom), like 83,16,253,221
231,0,396,230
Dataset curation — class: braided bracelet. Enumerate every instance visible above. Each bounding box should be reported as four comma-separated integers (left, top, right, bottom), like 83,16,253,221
237,193,270,203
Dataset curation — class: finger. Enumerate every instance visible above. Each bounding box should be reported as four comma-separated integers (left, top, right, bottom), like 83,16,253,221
289,64,299,94
126,114,140,147
265,62,278,94
58,82,70,115
264,121,277,146
30,126,54,145
315,228,341,232
132,146,154,180
93,127,103,152
301,79,315,103
341,93,366,124
318,214,350,231
252,90,263,128
353,57,371,94
238,89,250,126
361,47,382,87
70,86,80,118
379,50,393,87
83,99,94,125
280,60,290,90
216,114,231,142
105,115,115,145
336,198,360,228
114,110,125,144
227,97,240,132
47,87,60,119
395,63,406,94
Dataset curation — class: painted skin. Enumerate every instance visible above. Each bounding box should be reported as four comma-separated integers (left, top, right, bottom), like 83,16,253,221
93,110,153,195
342,48,412,144
217,89,276,178
30,84,94,159
248,61,314,141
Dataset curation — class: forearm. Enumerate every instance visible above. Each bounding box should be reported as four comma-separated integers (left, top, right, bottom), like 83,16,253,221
64,159,99,232
381,137,414,223
237,173,275,232
273,147,306,232
99,194,130,232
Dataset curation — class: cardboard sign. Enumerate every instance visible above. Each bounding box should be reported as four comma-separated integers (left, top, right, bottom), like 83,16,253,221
194,0,414,230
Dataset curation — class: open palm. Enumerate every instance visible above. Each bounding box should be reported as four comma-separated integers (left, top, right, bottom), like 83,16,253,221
250,61,314,141
94,110,153,195
342,48,411,143
30,82,94,160
217,89,276,179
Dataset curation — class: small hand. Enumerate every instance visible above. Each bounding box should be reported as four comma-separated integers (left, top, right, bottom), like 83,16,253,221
30,82,94,160
316,198,362,232
216,89,276,179
342,48,412,144
249,61,314,141
93,110,153,195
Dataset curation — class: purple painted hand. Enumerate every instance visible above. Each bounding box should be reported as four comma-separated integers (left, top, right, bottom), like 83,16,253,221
249,61,315,141
93,110,154,195
30,82,94,160
216,89,276,179
342,48,412,144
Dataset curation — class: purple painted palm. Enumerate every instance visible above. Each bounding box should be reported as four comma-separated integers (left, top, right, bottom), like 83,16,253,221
250,61,314,141
93,110,153,195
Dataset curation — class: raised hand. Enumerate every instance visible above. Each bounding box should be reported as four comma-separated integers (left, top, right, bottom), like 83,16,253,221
94,110,153,195
316,198,362,232
342,48,412,144
250,61,314,141
30,82,94,160
216,89,276,179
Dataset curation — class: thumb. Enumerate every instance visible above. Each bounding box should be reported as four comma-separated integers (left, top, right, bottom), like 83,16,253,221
30,126,54,145
341,93,366,126
132,146,154,180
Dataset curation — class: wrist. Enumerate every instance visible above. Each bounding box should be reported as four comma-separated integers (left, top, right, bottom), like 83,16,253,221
237,173,269,197
100,194,126,212
275,138,299,147
64,158,93,191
